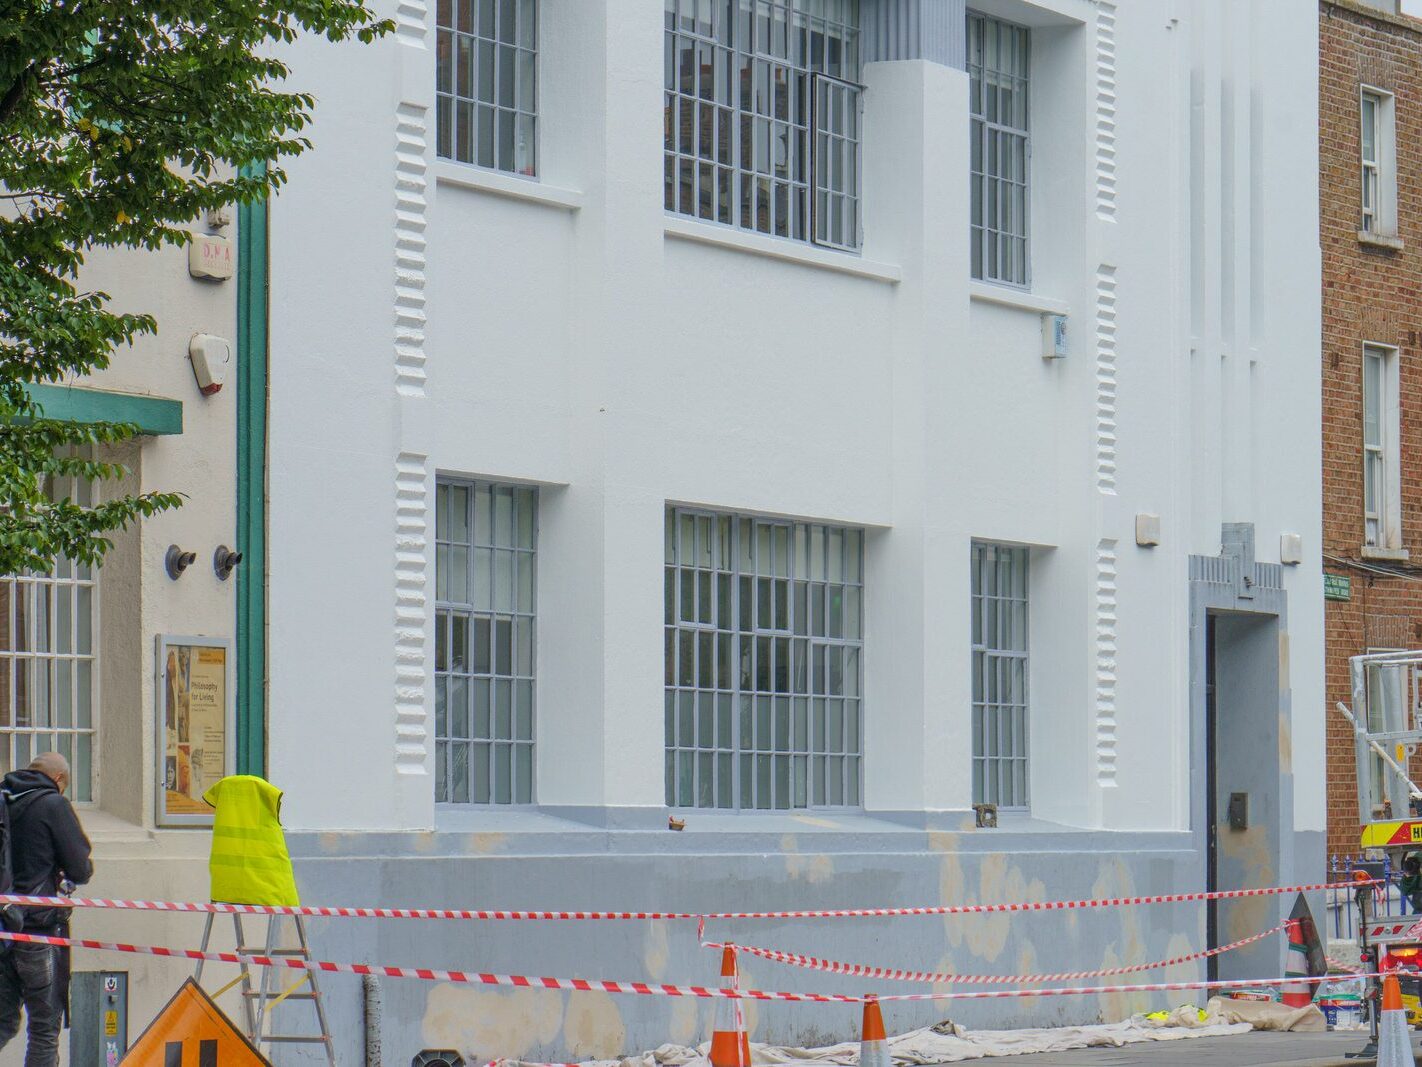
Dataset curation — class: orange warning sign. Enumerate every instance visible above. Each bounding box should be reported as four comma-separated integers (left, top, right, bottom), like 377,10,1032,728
122,978,270,1065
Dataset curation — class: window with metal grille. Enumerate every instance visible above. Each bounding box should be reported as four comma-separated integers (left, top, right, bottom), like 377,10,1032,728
435,480,536,804
664,0,862,250
436,0,537,176
971,542,1028,810
664,509,863,809
0,471,96,802
968,12,1029,286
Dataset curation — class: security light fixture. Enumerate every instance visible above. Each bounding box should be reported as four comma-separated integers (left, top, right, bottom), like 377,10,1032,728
213,545,244,581
165,545,196,580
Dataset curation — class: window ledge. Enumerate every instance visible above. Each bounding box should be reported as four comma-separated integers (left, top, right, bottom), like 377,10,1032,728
1362,545,1410,562
434,161,583,212
663,215,902,284
1359,230,1404,252
969,281,1069,316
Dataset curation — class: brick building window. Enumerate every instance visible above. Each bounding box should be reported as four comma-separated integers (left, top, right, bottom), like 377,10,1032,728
1360,87,1396,237
1363,343,1401,552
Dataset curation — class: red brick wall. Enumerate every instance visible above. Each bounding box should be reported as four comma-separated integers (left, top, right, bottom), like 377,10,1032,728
1322,1,1422,858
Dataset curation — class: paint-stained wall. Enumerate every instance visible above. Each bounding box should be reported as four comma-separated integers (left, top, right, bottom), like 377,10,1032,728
260,0,1322,1058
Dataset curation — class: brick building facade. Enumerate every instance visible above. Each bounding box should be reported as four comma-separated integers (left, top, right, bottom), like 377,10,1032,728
1322,0,1422,858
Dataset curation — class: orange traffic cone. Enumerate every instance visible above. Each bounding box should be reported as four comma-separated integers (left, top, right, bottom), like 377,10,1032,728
1280,920,1313,1009
1377,973,1412,1067
859,997,890,1067
709,945,751,1067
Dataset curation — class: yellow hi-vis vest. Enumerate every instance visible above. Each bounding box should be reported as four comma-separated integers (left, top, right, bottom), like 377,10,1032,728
203,775,300,907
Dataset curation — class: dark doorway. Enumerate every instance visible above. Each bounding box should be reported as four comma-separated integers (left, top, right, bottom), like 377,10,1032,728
1206,611,1282,983
1206,615,1218,981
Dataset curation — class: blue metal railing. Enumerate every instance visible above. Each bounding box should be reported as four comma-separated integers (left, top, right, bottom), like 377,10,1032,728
1327,854,1419,939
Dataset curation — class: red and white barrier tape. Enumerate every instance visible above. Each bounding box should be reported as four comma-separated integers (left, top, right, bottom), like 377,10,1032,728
1326,956,1365,975
0,880,1364,924
703,922,1291,985
0,930,1374,1005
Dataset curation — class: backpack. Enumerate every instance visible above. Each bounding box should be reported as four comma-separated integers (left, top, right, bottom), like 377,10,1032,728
0,791,23,934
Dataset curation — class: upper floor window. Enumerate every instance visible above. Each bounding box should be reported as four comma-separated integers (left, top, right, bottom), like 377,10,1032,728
436,0,537,176
664,0,863,250
435,479,537,804
665,509,864,810
971,541,1029,810
969,12,1030,286
1363,343,1401,552
1360,87,1396,238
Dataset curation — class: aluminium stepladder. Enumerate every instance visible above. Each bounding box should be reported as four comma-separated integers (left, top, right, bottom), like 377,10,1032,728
194,911,337,1066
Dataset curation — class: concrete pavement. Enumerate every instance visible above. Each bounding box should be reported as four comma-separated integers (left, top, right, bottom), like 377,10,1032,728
1000,1029,1420,1065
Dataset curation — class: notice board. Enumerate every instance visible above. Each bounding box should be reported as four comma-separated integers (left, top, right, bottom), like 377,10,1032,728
156,635,233,827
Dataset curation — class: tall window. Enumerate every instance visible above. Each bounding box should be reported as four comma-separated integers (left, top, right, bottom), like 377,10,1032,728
436,0,537,176
969,12,1030,286
1364,344,1400,550
971,542,1028,809
1360,88,1395,237
435,480,537,804
1364,653,1407,818
0,472,96,801
664,509,863,810
664,0,863,250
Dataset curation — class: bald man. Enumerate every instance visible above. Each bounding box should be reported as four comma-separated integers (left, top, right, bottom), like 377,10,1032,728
0,754,92,1067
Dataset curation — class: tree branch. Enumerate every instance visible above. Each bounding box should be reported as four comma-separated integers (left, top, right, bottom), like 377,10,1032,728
0,62,37,126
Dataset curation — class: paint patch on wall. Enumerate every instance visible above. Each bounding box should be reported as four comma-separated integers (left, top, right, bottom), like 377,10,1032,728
469,832,507,855
785,852,834,884
1162,932,1196,984
421,985,562,1059
668,997,701,1046
958,856,1046,964
643,921,670,979
926,831,959,853
564,990,627,1059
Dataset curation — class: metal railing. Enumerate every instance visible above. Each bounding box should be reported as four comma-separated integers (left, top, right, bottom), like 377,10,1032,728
1328,854,1419,939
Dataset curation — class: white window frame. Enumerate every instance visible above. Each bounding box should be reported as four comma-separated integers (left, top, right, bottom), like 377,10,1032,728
1363,646,1406,817
436,0,538,177
0,471,99,804
968,10,1031,288
434,478,538,805
1360,86,1397,238
663,0,864,251
664,508,865,811
971,541,1029,811
1363,343,1402,552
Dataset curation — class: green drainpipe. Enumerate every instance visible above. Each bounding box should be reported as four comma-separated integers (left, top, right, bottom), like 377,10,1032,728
236,167,268,776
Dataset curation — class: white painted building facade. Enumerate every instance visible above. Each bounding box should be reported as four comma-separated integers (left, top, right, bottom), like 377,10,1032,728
262,0,1323,1061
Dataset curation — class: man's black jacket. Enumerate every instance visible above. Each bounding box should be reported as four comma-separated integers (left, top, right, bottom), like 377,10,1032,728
4,769,93,931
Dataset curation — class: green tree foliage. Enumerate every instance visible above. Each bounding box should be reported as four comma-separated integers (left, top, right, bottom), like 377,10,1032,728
0,0,389,574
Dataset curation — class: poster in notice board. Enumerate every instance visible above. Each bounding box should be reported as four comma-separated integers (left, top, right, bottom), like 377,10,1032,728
156,635,233,827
